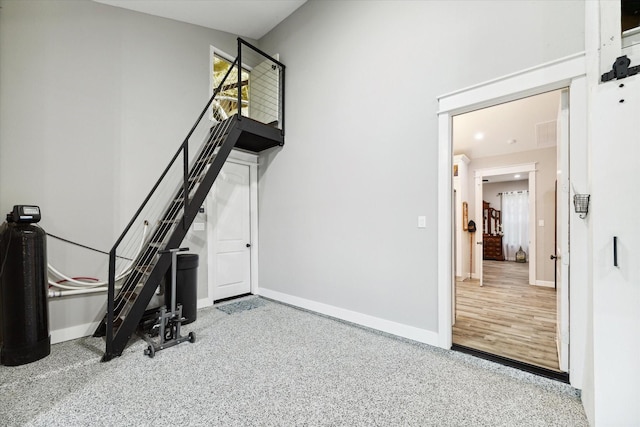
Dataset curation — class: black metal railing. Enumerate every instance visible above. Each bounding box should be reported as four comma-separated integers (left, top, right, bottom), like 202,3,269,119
98,38,284,360
237,38,286,134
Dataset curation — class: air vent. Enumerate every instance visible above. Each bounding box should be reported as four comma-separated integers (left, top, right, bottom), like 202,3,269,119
536,120,557,148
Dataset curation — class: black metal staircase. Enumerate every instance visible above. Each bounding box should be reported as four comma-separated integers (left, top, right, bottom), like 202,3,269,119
94,39,284,361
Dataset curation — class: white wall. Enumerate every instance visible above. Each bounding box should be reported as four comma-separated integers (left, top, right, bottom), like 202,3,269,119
0,0,252,338
257,1,584,336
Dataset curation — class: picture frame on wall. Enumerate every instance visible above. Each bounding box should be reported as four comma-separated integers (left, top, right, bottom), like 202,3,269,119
462,201,468,231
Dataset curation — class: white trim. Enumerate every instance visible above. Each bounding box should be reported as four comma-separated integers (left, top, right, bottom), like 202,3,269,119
197,297,213,309
599,1,622,75
535,280,555,288
206,155,258,304
249,159,259,296
453,154,470,165
528,170,537,286
622,39,640,61
473,163,537,177
50,321,100,344
259,288,440,346
228,149,258,165
437,53,586,388
437,112,453,348
438,53,586,115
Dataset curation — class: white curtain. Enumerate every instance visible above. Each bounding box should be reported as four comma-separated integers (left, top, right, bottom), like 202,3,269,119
501,191,529,261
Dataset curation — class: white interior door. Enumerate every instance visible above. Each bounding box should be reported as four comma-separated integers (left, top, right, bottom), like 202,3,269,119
556,89,570,372
210,161,251,301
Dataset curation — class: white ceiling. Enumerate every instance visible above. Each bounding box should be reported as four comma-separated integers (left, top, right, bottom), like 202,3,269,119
94,0,307,39
453,90,562,160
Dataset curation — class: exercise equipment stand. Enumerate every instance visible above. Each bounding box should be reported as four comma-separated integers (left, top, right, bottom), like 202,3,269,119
142,247,195,358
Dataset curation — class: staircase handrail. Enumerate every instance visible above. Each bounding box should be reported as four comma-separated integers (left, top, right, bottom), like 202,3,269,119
105,58,239,349
237,38,286,136
101,37,285,357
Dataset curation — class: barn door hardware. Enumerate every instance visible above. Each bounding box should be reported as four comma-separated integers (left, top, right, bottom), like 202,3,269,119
601,55,640,82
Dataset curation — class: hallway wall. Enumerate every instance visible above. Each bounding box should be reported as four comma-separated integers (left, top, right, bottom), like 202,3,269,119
0,0,252,338
257,1,583,336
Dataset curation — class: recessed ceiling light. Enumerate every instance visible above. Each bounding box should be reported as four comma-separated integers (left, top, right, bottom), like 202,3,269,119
514,174,521,178
507,139,517,144
474,132,484,140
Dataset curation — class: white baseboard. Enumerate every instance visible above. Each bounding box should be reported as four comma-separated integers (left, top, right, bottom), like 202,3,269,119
50,321,100,344
257,288,439,347
197,298,213,309
535,280,555,288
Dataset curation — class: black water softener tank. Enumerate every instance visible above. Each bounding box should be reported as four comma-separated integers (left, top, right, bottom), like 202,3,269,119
0,205,50,366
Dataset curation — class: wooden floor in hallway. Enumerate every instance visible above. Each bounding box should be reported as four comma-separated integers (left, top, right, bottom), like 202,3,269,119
453,260,560,371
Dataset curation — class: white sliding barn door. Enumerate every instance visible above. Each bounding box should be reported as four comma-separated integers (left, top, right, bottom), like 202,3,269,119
591,74,640,424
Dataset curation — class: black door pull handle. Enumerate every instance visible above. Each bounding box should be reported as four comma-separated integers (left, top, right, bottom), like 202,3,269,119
246,243,251,248
550,254,558,260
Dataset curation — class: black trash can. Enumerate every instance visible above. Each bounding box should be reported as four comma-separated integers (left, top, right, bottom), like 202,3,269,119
0,206,50,366
165,254,198,325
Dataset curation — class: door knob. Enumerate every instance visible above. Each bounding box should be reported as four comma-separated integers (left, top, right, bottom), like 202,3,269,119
246,243,251,248
550,254,558,260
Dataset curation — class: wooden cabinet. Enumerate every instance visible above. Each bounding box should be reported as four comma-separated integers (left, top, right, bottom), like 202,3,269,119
483,235,505,261
483,200,505,260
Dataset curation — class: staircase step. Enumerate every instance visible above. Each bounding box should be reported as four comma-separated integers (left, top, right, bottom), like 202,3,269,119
196,154,215,165
135,265,155,274
160,219,180,224
189,174,204,184
119,290,138,302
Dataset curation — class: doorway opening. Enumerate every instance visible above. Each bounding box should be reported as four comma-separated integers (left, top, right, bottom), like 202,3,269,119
206,152,259,306
450,89,568,376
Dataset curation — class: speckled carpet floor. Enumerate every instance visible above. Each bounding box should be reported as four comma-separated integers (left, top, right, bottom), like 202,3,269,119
0,296,588,426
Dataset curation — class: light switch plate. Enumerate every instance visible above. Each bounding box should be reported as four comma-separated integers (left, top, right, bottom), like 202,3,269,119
418,216,427,228
538,220,545,227
193,222,205,231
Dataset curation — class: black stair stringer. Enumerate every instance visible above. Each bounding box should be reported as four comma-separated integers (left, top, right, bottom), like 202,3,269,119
100,123,244,362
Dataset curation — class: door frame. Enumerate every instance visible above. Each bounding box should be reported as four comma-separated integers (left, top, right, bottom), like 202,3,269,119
206,149,259,304
436,52,587,386
473,163,537,286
